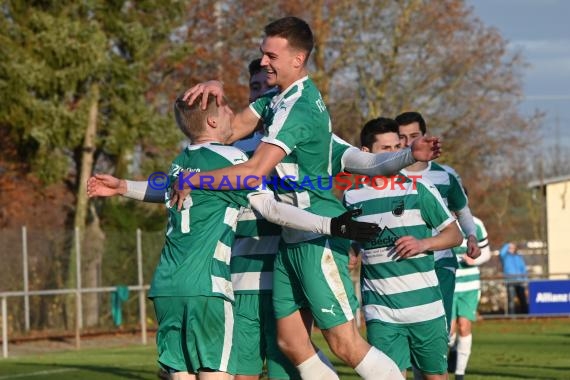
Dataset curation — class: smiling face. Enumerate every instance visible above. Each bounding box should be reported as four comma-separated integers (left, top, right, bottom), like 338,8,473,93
259,36,306,90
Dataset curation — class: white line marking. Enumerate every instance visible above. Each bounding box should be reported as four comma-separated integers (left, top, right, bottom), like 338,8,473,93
0,368,77,379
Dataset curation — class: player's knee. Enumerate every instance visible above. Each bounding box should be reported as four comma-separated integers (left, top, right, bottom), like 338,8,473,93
458,320,471,336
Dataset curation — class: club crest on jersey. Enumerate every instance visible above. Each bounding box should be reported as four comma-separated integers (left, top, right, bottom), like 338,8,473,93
392,200,405,217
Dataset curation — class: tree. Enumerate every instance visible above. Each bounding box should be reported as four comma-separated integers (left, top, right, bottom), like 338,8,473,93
0,0,186,327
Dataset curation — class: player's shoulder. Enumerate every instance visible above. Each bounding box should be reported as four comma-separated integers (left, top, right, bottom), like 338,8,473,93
415,176,439,194
188,143,248,166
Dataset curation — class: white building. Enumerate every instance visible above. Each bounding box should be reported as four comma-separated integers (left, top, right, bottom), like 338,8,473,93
529,175,570,278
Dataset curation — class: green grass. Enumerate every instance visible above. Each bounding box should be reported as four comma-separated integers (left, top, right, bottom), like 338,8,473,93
0,319,569,379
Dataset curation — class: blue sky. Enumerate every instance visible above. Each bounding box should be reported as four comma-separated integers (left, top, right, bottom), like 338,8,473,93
468,0,570,149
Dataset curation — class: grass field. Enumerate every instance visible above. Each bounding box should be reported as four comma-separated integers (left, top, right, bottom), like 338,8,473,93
0,318,568,379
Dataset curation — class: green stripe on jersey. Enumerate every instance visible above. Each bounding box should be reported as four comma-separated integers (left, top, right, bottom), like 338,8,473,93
402,162,468,268
251,76,346,243
344,176,453,324
149,143,253,302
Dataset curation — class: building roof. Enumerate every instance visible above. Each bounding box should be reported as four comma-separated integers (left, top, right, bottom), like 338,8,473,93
528,174,570,188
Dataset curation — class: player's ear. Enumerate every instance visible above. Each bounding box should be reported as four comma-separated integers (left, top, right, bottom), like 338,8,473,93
361,146,370,153
293,50,306,69
206,116,218,128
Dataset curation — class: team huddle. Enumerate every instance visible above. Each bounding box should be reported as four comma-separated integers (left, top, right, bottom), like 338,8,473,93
87,16,491,380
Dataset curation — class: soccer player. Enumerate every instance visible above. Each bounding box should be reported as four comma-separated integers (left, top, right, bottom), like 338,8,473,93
344,117,463,379
175,17,441,380
87,95,378,380
395,111,480,335
448,213,491,380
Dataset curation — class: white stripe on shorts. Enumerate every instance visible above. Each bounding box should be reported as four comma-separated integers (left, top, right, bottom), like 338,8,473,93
219,300,234,372
321,240,353,321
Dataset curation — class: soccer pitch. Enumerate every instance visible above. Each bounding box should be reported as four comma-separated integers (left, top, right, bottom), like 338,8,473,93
0,318,568,379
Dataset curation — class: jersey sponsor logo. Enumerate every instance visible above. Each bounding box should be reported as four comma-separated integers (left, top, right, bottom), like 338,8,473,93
321,304,336,316
366,226,400,249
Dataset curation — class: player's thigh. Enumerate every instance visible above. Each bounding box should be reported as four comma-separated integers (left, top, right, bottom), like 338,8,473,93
188,296,236,374
456,290,480,322
366,320,410,371
409,317,448,375
153,296,193,373
231,294,264,376
297,237,359,330
272,242,308,320
261,295,301,380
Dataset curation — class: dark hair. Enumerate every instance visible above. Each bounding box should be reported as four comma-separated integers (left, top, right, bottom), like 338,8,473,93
264,17,313,61
248,58,262,77
395,111,427,135
360,117,400,150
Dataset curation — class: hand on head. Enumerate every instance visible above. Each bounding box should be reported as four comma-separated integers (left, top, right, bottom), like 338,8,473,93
183,80,225,110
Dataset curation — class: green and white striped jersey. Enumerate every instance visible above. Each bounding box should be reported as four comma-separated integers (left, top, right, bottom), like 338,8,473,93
343,176,455,325
229,132,352,294
231,134,281,295
250,76,346,243
148,143,253,302
401,162,467,270
453,216,489,293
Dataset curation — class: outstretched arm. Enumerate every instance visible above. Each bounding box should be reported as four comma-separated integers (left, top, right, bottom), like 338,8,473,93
171,142,286,210
341,136,441,176
87,174,165,203
248,192,380,242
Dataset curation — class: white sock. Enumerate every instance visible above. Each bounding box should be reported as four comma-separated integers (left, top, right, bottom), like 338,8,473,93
297,353,339,380
449,332,457,348
354,347,403,380
316,349,336,372
455,334,472,375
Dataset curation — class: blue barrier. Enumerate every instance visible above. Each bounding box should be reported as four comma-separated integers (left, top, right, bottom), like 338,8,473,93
528,280,570,314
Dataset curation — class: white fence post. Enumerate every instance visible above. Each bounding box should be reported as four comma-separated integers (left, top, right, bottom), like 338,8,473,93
137,229,147,345
22,226,30,331
75,227,82,349
2,296,7,358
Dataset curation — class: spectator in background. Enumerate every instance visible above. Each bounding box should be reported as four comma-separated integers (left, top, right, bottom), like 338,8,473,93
499,243,528,314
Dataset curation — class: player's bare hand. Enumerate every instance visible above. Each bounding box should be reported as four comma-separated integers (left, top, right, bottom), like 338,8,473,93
463,255,476,266
87,174,126,198
169,174,192,211
183,80,224,110
411,136,441,162
465,235,481,259
394,235,427,259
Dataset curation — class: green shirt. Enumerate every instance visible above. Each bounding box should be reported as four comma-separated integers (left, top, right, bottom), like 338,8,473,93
250,76,346,243
149,143,254,301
